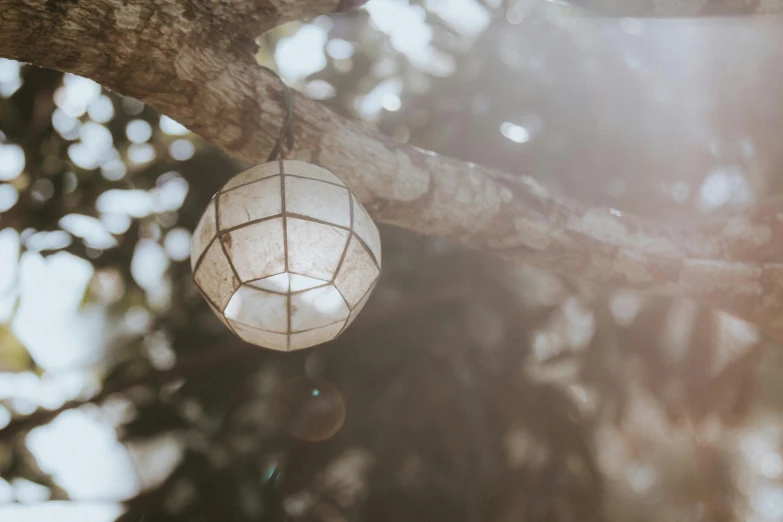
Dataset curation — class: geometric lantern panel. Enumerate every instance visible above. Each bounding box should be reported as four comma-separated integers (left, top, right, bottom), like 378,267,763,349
191,160,381,351
334,236,380,308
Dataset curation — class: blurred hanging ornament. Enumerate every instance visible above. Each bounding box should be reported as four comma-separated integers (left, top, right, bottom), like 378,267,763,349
189,67,381,351
274,376,346,442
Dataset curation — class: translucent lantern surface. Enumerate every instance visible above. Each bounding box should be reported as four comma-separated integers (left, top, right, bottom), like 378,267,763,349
191,160,381,351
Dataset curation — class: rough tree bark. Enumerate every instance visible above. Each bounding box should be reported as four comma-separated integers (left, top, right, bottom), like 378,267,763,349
571,0,783,16
2,0,783,341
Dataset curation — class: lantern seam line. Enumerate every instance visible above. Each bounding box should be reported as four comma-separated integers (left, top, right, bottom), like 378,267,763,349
243,271,330,286
329,283,352,317
289,283,331,295
246,269,339,283
217,177,284,228
192,235,217,276
217,233,243,290
283,173,346,188
218,212,358,236
355,206,382,267
245,271,288,282
280,160,346,183
333,278,381,340
242,283,288,296
284,271,328,281
226,319,287,346
326,191,356,318
288,279,330,292
243,279,331,296
286,269,332,280
227,318,287,335
281,166,292,351
219,214,283,235
329,192,355,285
217,174,282,196
229,316,346,336
196,285,223,314
350,276,379,312
197,285,241,338
350,231,382,273
283,176,351,226
285,213,352,232
213,187,243,288
216,173,346,193
335,277,379,337
290,318,349,335
333,316,352,339
191,199,218,275
195,241,242,313
335,277,378,339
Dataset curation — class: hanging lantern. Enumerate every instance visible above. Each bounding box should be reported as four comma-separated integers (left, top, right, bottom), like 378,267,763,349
190,160,381,351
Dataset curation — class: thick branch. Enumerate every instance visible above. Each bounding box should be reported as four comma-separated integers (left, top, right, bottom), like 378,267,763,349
2,0,783,341
570,0,783,17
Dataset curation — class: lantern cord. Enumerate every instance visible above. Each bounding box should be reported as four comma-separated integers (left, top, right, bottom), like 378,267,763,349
260,65,296,162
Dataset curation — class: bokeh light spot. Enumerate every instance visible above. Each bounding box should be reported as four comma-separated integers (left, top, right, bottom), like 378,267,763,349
0,143,25,181
169,139,195,161
126,119,153,144
275,376,346,442
159,115,190,136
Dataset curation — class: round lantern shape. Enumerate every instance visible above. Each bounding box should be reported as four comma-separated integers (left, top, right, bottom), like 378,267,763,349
190,160,381,351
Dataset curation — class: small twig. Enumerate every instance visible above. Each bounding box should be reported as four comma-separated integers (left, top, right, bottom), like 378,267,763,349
0,341,256,440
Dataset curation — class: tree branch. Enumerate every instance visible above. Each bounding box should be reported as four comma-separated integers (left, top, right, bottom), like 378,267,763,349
0,340,256,440
570,0,783,17
2,0,783,341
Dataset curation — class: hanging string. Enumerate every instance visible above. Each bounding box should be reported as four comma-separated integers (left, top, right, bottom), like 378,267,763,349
260,65,296,162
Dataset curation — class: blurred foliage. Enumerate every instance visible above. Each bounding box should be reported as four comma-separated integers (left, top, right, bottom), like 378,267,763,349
2,1,783,522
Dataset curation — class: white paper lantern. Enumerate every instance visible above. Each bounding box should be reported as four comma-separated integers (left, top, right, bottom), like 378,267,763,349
190,160,381,351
